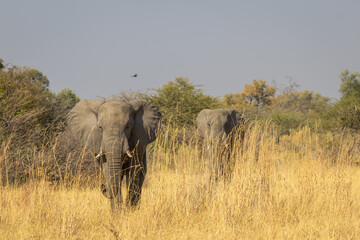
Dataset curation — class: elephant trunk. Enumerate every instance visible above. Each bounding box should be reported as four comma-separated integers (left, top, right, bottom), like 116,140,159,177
210,131,227,145
101,155,122,199
101,136,131,199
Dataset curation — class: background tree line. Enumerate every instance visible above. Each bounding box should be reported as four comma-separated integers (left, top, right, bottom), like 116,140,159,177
1,58,360,183
2,58,360,142
148,71,360,136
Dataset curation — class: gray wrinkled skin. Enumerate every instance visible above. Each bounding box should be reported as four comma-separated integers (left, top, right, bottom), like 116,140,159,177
195,109,244,179
68,98,161,209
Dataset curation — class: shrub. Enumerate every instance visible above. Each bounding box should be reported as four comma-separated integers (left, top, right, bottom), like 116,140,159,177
326,97,360,131
267,111,306,135
0,63,80,184
148,77,221,128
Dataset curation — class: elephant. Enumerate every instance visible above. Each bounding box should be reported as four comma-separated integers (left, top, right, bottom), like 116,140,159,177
67,97,161,209
195,109,244,180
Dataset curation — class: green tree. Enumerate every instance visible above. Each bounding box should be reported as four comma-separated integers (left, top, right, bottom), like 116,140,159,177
0,59,4,70
272,90,330,114
0,66,54,147
0,61,83,184
251,79,332,134
0,62,80,147
28,69,50,87
325,69,360,131
57,88,80,107
326,69,360,131
329,97,360,131
339,69,360,99
148,77,220,127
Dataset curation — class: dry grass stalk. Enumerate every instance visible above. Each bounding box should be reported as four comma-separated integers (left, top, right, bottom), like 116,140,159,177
1,122,360,239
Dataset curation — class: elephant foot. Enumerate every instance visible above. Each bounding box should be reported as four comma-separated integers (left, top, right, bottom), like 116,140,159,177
110,194,124,211
100,183,107,195
126,193,141,208
101,183,116,199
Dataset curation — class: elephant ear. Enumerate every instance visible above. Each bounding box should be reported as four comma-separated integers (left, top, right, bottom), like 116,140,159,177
228,109,244,129
129,99,161,148
67,99,104,154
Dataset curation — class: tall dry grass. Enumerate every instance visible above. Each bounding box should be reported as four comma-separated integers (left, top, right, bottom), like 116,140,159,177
1,122,360,239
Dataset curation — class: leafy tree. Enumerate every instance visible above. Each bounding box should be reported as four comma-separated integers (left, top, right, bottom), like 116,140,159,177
222,80,276,122
0,59,4,70
242,80,276,107
0,66,54,147
339,69,360,99
272,90,330,114
0,62,80,148
223,80,276,109
329,97,360,131
57,88,80,107
0,61,83,184
223,92,249,109
28,69,50,88
327,69,360,131
268,111,307,135
148,77,220,127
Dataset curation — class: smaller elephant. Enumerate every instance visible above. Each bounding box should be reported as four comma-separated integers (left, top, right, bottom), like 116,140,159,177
195,109,244,179
68,97,161,209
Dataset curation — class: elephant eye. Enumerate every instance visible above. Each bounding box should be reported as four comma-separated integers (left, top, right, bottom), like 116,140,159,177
98,125,103,131
125,121,135,130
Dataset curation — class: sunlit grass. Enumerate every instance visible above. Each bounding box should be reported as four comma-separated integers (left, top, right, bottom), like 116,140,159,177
1,122,360,239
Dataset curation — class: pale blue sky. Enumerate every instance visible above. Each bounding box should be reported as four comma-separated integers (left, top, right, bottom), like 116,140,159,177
1,1,359,100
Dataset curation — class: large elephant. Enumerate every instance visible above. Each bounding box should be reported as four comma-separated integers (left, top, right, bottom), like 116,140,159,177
68,97,161,209
195,109,244,179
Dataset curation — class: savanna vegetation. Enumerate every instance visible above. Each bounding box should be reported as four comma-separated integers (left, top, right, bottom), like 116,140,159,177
1,59,360,239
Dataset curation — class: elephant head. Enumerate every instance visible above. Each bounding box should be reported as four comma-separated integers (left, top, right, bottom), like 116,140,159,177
195,109,244,145
67,98,161,201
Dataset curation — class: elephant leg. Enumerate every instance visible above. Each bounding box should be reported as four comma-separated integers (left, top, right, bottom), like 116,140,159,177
109,159,134,209
219,150,231,180
214,151,225,180
211,146,231,182
125,151,147,206
216,154,224,177
209,146,220,183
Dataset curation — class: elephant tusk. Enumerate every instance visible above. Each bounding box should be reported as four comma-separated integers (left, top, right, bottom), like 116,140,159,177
126,150,133,158
95,150,103,160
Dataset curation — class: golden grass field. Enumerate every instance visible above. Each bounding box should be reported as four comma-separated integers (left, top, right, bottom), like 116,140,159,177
1,123,360,239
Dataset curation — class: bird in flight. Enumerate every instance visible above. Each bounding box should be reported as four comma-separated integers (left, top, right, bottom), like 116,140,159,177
131,73,138,77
